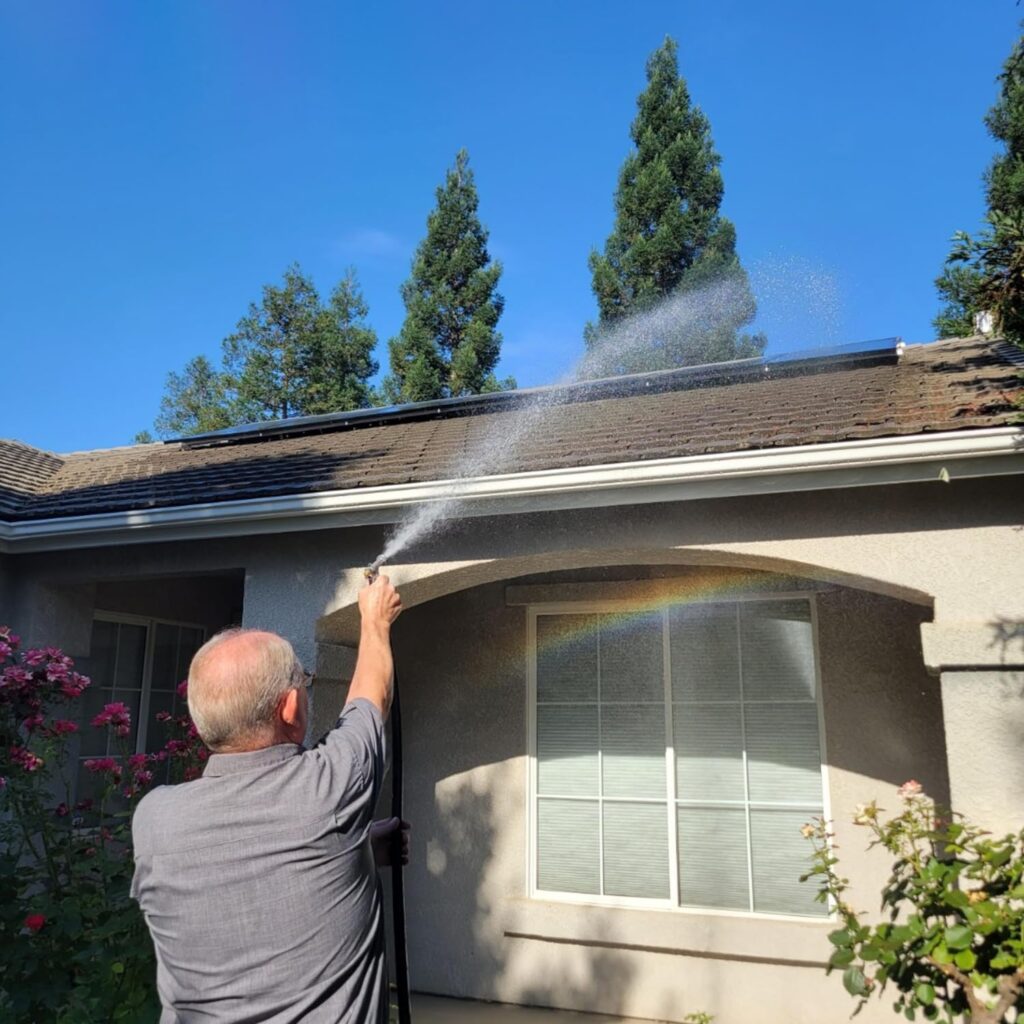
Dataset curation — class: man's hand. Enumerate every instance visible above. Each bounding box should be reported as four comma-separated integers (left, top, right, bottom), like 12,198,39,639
348,575,401,717
370,817,410,868
358,574,402,633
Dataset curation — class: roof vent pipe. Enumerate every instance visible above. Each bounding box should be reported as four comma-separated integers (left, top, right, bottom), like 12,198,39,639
973,310,996,336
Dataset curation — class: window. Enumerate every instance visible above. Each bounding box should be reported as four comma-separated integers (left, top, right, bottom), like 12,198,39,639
73,614,206,799
528,597,827,917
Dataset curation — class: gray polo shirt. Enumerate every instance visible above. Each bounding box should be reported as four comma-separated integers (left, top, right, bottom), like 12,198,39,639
131,699,387,1024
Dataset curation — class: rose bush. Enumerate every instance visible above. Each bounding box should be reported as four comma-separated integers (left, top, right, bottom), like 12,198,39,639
0,626,207,1022
802,783,1024,1024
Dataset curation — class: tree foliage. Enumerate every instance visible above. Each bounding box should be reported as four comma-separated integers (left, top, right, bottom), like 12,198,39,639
934,265,985,341
144,265,379,438
586,37,764,373
154,355,233,438
223,266,326,422
384,150,510,403
304,271,380,415
936,29,1024,345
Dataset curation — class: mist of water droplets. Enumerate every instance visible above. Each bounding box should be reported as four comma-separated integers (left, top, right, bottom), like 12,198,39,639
370,261,842,570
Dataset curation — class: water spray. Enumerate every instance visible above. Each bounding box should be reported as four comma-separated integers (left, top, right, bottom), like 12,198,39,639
357,266,843,1023
363,561,411,1024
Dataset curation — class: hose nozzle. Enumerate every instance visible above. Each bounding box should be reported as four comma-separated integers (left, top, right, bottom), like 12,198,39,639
363,564,380,583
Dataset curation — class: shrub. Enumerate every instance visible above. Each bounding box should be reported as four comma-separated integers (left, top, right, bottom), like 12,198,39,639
0,626,206,1022
802,782,1024,1024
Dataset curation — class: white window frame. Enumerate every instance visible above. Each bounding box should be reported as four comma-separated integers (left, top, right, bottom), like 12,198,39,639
525,591,832,921
83,611,207,759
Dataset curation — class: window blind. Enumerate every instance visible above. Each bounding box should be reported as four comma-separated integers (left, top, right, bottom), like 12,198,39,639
533,598,826,917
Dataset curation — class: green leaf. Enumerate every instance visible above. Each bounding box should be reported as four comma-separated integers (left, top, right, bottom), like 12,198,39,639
829,928,855,947
843,966,869,997
953,949,976,970
111,961,124,975
943,924,972,950
830,947,856,968
915,982,935,1006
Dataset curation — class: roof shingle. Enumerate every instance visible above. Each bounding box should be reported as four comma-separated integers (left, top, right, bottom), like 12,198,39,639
2,336,1020,522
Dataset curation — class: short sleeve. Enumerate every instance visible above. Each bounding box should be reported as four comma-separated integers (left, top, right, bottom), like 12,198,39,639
310,698,386,829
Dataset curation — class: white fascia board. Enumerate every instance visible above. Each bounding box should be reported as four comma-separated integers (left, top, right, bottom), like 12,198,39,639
1,427,1021,553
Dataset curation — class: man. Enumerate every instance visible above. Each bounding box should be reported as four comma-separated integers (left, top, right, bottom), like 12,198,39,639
131,574,405,1023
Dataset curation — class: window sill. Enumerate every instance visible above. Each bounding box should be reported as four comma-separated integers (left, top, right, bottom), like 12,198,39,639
502,896,833,968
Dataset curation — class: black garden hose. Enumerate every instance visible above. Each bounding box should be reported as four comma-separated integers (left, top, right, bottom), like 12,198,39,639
390,666,412,1024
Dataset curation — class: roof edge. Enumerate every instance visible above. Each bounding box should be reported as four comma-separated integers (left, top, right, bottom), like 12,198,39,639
2,426,1020,554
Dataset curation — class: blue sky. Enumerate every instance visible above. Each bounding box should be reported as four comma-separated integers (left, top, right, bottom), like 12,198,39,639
1,1,1019,452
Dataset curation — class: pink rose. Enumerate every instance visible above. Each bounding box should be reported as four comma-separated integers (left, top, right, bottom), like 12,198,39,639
897,780,924,799
9,746,44,772
83,757,122,780
60,673,89,699
92,701,131,734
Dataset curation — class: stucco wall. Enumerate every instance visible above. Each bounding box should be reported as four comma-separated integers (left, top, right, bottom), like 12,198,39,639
387,569,946,1024
1,473,1020,1018
941,669,1024,836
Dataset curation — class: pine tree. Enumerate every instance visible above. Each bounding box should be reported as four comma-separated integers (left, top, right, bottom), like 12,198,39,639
147,266,379,437
153,355,233,438
385,150,510,402
935,29,1024,343
223,265,324,421
587,37,763,374
304,269,379,414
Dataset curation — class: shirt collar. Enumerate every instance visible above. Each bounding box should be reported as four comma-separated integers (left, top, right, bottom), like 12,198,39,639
203,743,303,777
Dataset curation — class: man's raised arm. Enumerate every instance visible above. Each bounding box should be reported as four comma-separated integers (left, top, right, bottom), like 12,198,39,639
346,574,402,718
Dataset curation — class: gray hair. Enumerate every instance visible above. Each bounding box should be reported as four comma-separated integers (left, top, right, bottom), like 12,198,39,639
187,628,303,750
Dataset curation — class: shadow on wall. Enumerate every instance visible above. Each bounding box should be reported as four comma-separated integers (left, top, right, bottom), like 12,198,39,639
815,587,951,811
380,579,646,1017
377,566,955,1020
412,775,640,1019
990,618,1024,674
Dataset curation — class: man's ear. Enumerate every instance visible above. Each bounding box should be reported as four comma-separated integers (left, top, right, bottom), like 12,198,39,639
280,687,302,728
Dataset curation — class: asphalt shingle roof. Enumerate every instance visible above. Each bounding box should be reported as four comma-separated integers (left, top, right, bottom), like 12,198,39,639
1,336,1020,523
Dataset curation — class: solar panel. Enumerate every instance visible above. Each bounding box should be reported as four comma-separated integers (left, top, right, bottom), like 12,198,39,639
177,337,901,449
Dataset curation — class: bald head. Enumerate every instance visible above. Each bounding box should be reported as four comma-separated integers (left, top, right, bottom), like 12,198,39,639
188,629,304,752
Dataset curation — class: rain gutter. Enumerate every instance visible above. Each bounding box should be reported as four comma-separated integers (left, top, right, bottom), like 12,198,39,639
1,427,1021,553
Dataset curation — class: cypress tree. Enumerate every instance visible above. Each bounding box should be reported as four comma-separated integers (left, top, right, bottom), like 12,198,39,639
385,150,510,403
935,29,1024,342
587,38,763,373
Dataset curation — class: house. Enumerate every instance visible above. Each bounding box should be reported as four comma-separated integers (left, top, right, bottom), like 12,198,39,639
1,334,1022,1023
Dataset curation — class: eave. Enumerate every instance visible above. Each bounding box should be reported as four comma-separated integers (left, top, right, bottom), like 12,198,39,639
0,427,1021,554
